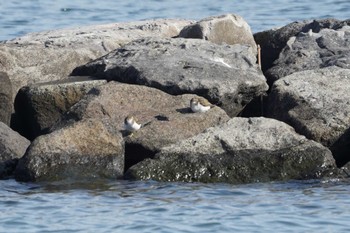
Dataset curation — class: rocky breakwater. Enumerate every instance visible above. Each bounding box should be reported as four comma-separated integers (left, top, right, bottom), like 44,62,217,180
2,13,349,184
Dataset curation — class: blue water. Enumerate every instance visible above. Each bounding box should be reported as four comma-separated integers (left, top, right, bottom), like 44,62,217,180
1,0,350,232
1,178,350,232
0,0,349,41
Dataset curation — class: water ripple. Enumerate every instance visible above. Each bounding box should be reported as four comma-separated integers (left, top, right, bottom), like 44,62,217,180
1,0,350,41
5,179,350,232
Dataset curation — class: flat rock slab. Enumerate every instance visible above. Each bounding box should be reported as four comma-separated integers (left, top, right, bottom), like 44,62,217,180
72,37,268,117
55,82,229,169
14,118,124,182
0,122,30,178
125,117,336,184
14,76,107,140
179,14,257,52
265,26,350,82
0,19,192,102
266,67,350,167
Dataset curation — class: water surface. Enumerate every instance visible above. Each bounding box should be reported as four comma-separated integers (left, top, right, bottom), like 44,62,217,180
0,0,349,41
1,178,350,232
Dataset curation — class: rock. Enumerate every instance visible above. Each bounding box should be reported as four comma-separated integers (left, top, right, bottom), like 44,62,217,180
72,37,268,117
125,117,336,184
254,18,350,74
179,14,257,52
265,26,350,83
13,76,107,140
0,122,30,178
54,82,230,169
0,19,193,103
266,67,350,167
0,72,12,126
14,118,124,182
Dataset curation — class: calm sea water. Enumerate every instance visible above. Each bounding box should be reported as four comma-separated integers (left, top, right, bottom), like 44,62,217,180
0,0,349,41
1,0,350,232
1,178,350,232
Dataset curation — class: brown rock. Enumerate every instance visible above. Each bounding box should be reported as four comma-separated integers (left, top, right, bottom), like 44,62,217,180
179,14,257,52
0,72,12,126
55,82,230,169
14,118,124,182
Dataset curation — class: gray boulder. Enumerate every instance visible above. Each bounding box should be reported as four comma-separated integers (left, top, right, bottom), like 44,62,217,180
0,122,30,178
14,118,124,182
179,14,257,52
254,18,350,74
265,26,350,82
72,37,268,117
0,72,12,126
14,76,107,140
0,19,193,103
125,117,336,184
266,67,350,167
54,82,229,169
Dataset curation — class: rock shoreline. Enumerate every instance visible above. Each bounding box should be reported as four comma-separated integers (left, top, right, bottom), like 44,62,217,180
0,14,349,183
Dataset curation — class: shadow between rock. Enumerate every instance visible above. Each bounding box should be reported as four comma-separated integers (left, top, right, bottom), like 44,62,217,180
330,127,350,167
124,143,155,172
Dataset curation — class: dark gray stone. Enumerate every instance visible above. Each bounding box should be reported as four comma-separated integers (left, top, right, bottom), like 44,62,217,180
266,67,350,167
125,117,336,184
72,37,268,117
265,26,350,83
0,122,30,178
254,18,350,75
13,76,106,140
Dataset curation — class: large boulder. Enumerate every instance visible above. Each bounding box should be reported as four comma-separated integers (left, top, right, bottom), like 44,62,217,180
179,14,257,52
266,67,350,167
72,37,268,117
0,72,12,126
265,26,350,83
0,122,30,178
14,76,107,140
53,82,230,169
0,19,193,103
254,18,350,74
125,117,336,184
14,118,124,182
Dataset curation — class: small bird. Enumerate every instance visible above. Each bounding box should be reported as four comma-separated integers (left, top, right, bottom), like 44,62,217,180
124,115,141,136
190,97,213,113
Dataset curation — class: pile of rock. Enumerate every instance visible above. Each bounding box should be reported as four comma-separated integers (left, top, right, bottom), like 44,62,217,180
1,15,349,183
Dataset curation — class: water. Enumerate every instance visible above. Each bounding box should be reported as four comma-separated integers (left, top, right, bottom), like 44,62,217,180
0,0,349,41
1,178,350,232
1,0,350,232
